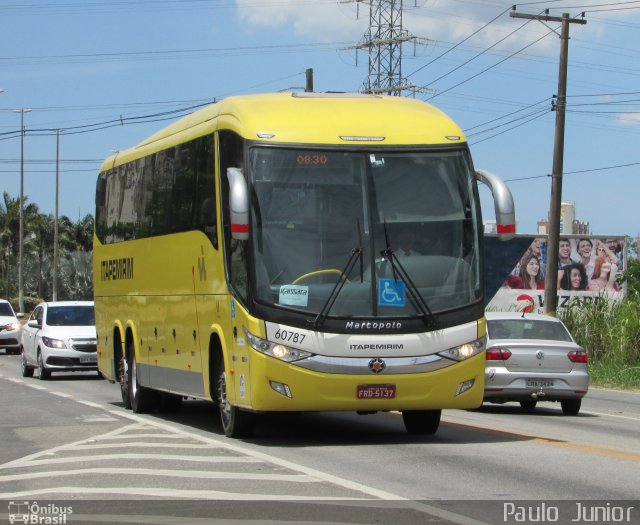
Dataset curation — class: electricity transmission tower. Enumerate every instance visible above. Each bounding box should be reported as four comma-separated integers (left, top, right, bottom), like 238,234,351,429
350,0,417,95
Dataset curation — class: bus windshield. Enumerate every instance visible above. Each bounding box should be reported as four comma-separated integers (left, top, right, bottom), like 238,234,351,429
250,147,481,318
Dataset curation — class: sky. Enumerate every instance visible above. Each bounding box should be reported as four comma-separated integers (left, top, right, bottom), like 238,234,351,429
1,0,639,237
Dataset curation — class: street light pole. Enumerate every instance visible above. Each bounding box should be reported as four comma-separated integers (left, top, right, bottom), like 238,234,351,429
12,108,32,314
53,129,63,301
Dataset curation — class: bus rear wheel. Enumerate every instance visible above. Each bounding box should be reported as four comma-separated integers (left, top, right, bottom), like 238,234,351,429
215,359,254,438
128,344,157,413
402,409,441,435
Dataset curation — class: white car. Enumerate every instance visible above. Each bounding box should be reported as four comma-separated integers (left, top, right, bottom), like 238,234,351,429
21,301,97,380
0,299,23,355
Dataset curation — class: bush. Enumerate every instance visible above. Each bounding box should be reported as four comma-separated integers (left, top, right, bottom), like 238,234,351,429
9,295,43,315
560,296,640,389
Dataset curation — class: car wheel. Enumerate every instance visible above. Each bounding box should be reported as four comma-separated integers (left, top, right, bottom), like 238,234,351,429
519,400,538,411
128,346,157,413
37,351,50,380
215,355,253,438
561,399,581,416
402,409,442,435
20,348,34,378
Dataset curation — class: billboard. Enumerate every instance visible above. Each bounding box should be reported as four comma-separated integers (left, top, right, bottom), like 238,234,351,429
485,234,626,313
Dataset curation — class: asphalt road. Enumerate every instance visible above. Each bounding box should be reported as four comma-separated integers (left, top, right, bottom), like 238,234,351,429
0,351,638,525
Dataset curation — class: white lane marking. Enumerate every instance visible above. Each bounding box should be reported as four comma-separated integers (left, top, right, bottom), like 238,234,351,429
90,433,191,439
1,453,262,468
0,467,316,483
0,485,362,500
72,442,214,449
580,409,640,422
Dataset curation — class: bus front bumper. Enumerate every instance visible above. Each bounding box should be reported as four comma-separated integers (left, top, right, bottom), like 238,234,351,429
237,351,485,412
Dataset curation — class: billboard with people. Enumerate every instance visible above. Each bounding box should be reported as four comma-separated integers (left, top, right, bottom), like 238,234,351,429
485,235,626,313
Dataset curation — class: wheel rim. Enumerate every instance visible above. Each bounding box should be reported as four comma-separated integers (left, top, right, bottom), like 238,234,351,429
38,353,45,375
217,371,231,426
130,355,138,399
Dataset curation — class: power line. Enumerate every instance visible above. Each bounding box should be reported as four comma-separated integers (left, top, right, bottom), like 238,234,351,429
425,23,557,101
468,108,550,145
503,160,640,182
405,5,512,79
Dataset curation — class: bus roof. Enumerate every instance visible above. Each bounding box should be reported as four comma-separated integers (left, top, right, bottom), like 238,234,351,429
100,92,467,171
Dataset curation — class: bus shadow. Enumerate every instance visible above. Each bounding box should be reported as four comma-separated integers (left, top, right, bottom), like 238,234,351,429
138,400,555,447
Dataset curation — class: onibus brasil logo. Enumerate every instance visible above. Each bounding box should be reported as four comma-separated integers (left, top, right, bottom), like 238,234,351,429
8,501,72,524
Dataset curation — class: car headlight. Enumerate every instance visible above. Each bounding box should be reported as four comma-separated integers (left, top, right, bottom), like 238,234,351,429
437,336,486,361
7,322,21,331
41,336,67,349
243,327,313,363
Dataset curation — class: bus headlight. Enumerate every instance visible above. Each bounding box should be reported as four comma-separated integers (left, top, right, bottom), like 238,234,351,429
437,337,485,362
244,327,313,363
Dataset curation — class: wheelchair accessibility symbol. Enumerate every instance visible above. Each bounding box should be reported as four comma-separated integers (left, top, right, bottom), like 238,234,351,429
378,278,406,307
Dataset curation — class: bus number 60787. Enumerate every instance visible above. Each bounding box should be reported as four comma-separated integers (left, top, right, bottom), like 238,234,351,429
274,329,306,344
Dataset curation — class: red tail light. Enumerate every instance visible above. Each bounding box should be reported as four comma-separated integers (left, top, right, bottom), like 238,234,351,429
568,350,588,363
486,347,512,361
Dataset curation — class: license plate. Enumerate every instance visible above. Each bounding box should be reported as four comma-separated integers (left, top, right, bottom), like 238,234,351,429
357,384,396,399
526,379,553,388
80,355,97,364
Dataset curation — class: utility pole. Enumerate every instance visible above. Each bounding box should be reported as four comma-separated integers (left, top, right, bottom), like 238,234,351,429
12,108,32,313
510,8,586,315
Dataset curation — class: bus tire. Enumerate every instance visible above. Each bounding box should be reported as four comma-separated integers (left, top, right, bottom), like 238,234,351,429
214,355,254,438
128,344,157,414
402,409,441,435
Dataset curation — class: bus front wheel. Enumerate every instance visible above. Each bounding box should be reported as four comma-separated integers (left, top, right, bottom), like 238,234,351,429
402,409,441,435
215,361,254,438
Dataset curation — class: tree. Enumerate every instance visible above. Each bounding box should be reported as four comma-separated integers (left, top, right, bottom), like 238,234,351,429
618,257,640,301
1,191,94,305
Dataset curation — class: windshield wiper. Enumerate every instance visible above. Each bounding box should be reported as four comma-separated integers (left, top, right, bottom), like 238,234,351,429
310,220,364,329
381,221,437,328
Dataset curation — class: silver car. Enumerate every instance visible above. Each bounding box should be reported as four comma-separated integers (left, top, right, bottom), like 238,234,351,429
21,301,97,380
484,312,588,415
0,299,23,355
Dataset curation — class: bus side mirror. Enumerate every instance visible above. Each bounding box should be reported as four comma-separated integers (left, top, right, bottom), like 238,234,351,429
227,167,249,241
474,169,516,241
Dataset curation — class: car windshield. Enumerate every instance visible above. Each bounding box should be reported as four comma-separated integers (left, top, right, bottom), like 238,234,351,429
249,147,481,318
46,306,95,326
487,319,573,342
0,303,14,317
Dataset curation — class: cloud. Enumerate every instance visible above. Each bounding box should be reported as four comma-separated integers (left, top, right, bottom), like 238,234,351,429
235,0,366,41
616,113,640,126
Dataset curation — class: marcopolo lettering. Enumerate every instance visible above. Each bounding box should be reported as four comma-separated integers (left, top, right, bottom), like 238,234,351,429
101,257,134,281
345,321,402,330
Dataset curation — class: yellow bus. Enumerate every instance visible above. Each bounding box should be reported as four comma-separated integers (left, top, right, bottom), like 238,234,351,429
94,92,515,437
